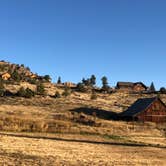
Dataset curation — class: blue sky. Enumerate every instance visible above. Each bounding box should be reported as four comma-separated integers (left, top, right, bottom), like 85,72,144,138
0,0,166,89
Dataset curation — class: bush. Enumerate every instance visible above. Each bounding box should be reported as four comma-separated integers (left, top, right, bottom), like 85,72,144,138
90,92,97,100
17,87,26,97
0,89,5,97
44,75,51,82
160,87,166,94
25,88,35,98
62,86,71,97
17,87,35,98
36,84,45,95
11,70,21,82
53,91,61,98
76,83,86,92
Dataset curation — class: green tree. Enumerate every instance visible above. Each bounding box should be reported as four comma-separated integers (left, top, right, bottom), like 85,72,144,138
149,82,156,92
76,82,87,92
57,76,62,84
20,64,25,68
101,76,110,92
44,75,51,82
160,87,166,94
82,78,91,86
90,75,96,86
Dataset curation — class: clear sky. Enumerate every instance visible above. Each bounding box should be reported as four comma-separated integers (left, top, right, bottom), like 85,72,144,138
0,0,166,89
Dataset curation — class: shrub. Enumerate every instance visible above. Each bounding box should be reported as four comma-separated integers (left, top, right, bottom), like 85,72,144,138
29,79,37,84
44,75,51,82
11,70,21,82
17,87,26,97
62,86,71,97
160,87,166,94
76,83,88,92
54,91,61,98
36,84,45,95
17,87,35,98
25,88,35,98
91,92,97,100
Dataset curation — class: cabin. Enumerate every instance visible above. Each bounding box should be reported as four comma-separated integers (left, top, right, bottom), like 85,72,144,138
120,97,166,123
116,82,147,92
1,73,11,80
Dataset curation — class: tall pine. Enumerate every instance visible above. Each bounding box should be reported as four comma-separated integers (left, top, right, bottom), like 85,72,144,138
149,82,156,92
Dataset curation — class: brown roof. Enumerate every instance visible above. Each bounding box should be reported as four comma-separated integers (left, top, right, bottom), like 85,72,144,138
120,97,166,117
116,82,147,89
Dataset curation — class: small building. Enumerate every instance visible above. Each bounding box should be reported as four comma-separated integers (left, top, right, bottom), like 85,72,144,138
64,82,76,88
120,97,166,123
1,73,11,80
116,82,147,92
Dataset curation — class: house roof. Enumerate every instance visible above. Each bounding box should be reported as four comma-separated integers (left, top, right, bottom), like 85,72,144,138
120,97,162,117
117,82,134,87
116,81,147,89
134,82,148,89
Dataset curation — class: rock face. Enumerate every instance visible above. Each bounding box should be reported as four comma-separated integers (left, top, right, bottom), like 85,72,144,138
0,60,50,83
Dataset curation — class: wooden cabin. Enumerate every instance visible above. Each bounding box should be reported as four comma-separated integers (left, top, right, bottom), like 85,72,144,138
116,82,147,92
120,97,166,123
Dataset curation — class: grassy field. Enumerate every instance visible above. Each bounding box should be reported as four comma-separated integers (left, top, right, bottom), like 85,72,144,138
0,132,166,165
0,92,165,165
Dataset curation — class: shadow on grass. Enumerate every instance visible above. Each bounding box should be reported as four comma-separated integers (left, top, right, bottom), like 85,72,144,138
0,132,165,149
69,107,118,120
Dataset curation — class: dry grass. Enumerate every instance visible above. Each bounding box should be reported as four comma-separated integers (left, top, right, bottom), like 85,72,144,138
0,133,166,165
0,92,165,165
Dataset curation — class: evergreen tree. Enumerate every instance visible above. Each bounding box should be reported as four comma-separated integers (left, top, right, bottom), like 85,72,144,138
76,82,86,92
57,76,61,84
90,75,96,86
160,87,166,94
44,75,51,82
149,82,156,92
101,76,110,92
82,78,86,84
101,76,108,88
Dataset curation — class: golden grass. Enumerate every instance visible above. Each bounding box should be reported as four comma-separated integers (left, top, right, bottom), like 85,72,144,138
0,133,166,165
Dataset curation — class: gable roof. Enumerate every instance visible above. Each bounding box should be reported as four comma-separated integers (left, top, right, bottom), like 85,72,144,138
116,82,134,87
120,97,161,117
116,82,147,89
134,82,148,89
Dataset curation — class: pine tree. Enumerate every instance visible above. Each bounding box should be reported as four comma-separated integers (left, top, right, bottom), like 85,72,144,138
57,77,61,84
101,76,110,92
149,82,156,92
44,75,51,82
90,75,96,86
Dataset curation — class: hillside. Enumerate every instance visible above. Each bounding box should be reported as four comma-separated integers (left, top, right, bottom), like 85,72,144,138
0,61,166,165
